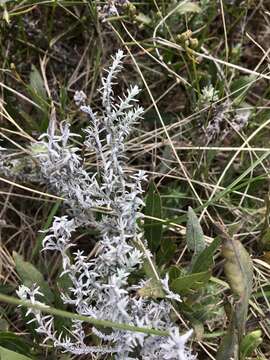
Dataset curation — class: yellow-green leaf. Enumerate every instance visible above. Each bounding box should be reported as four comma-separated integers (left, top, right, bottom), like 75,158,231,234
215,223,253,339
138,279,164,299
240,330,262,359
135,13,151,25
13,252,54,304
0,346,32,360
177,2,201,15
29,65,47,101
0,333,30,357
171,271,211,293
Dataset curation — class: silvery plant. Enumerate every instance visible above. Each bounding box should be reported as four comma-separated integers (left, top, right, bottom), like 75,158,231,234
16,50,196,360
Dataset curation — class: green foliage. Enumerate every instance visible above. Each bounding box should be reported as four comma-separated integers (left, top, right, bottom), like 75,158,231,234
215,224,254,358
13,252,54,304
186,206,206,264
191,237,221,273
0,346,32,360
138,278,165,299
171,271,211,293
29,65,47,103
144,181,163,252
221,233,253,338
25,65,49,132
157,237,177,266
216,314,238,360
0,0,268,358
240,330,263,359
230,75,256,104
32,200,61,258
185,283,225,323
0,333,31,358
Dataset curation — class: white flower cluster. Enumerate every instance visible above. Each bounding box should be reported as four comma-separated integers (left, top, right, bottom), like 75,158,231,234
97,0,130,19
197,84,219,110
17,50,196,360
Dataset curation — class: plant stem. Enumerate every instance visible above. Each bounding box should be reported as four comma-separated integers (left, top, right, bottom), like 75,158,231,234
0,293,169,337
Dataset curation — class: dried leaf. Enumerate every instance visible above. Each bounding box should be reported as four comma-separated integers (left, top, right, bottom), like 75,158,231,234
137,279,164,299
262,251,270,264
215,223,253,339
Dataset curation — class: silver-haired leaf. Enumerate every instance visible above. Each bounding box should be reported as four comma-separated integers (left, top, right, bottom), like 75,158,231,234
186,207,206,264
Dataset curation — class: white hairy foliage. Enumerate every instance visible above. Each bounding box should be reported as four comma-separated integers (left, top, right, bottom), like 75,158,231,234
17,50,196,360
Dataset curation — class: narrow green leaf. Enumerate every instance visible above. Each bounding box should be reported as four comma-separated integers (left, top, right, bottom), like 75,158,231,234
0,285,13,295
13,252,54,304
186,207,206,263
27,65,49,131
216,315,239,360
29,65,47,101
144,181,162,252
168,265,182,282
192,237,221,273
171,271,211,293
0,346,32,360
54,271,73,333
0,333,31,357
240,330,262,359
